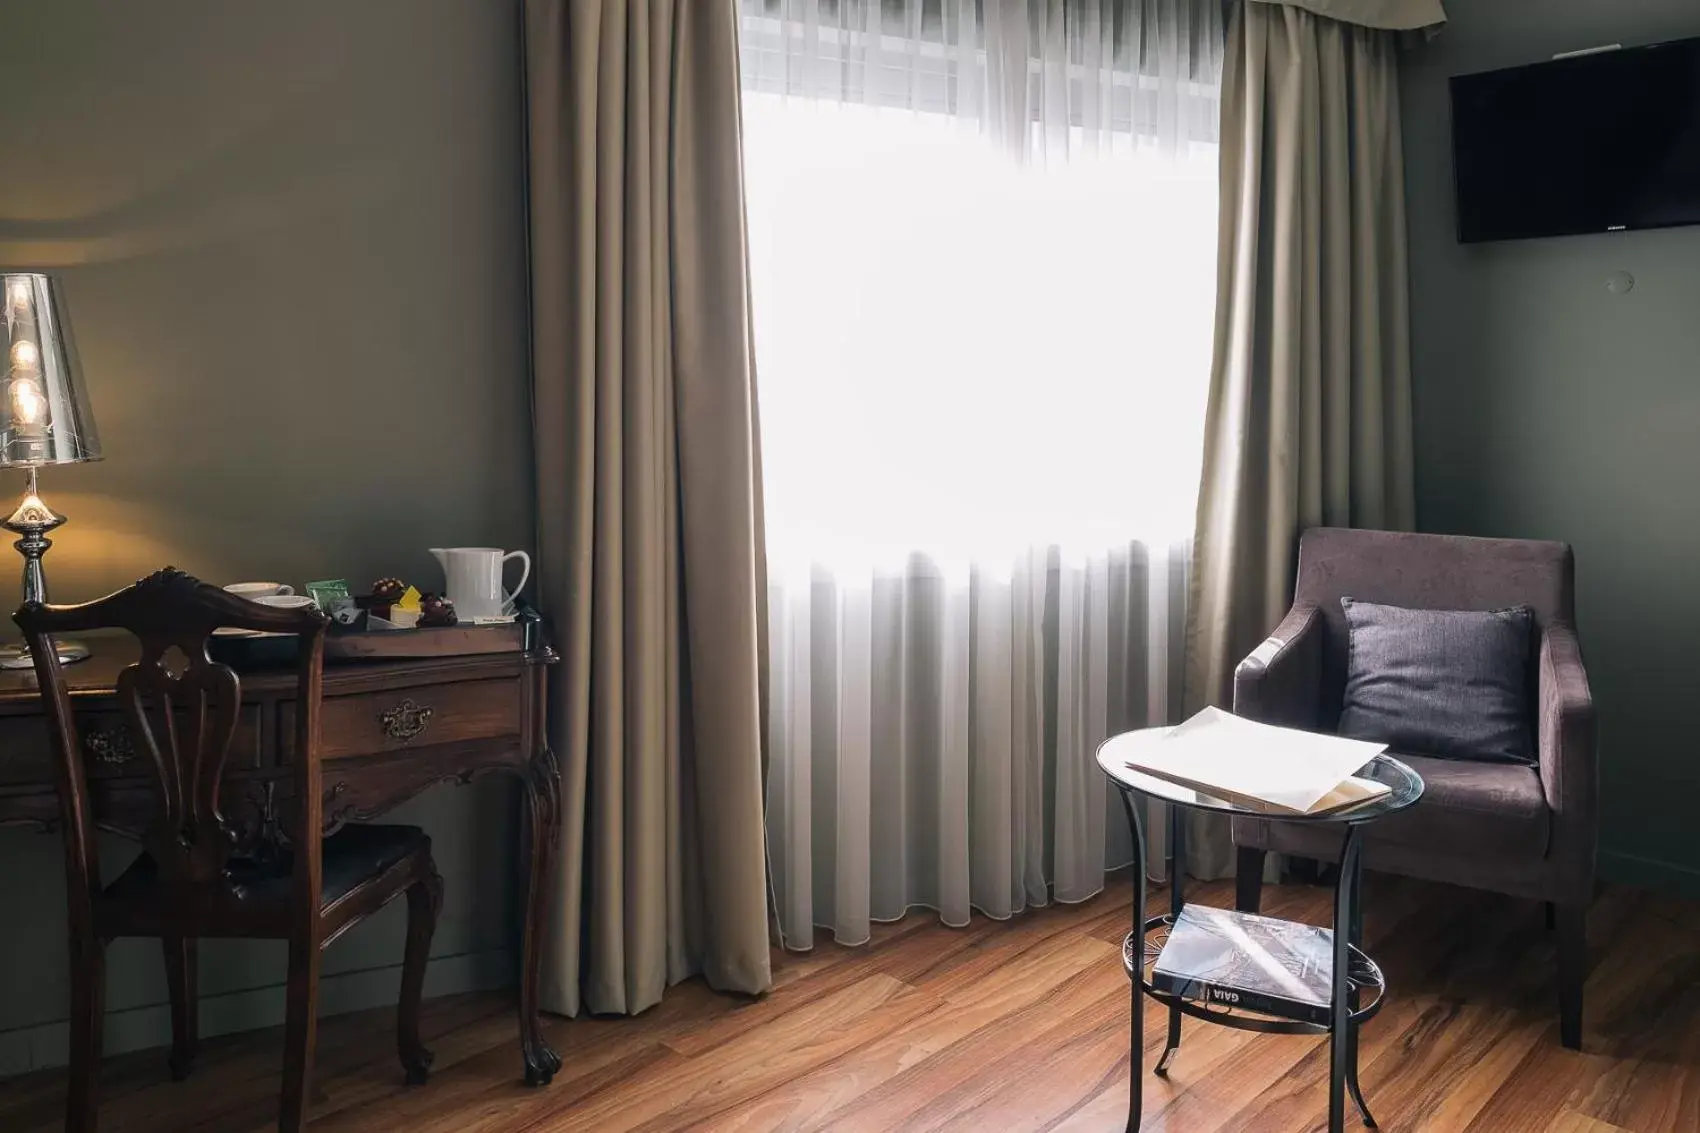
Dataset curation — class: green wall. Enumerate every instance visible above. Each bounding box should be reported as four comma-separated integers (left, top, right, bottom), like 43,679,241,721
1403,1,1700,895
0,1,535,1073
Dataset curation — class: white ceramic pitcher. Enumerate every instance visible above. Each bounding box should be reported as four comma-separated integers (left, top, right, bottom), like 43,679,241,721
429,547,531,620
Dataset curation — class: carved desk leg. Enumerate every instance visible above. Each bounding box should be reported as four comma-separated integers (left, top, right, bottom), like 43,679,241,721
519,746,563,1086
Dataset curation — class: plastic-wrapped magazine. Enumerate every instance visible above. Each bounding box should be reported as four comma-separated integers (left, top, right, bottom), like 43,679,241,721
1151,905,1337,1025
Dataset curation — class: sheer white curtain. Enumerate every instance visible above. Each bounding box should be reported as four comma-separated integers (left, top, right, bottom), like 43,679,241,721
741,0,1229,949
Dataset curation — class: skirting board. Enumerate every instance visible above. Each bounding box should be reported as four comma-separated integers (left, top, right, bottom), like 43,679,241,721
1598,849,1700,902
0,947,513,1079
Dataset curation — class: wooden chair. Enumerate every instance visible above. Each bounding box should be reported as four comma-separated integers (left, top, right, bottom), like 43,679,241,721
16,568,443,1132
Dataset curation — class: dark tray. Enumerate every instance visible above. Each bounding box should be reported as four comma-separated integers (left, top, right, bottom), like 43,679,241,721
208,609,542,669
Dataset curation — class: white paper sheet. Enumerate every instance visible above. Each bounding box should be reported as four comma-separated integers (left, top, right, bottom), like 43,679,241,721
1124,707,1386,814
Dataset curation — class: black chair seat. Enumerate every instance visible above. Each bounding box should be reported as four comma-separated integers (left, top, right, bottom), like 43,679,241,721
106,823,429,909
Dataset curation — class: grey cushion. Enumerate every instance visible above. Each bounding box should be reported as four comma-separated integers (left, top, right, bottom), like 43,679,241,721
1235,752,1553,890
1337,597,1534,764
1241,750,1551,860
1370,752,1550,856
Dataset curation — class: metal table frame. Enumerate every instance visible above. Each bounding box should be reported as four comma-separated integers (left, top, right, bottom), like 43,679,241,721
1111,788,1381,1133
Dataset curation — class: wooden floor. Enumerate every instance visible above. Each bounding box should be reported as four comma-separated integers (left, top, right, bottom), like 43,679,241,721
3,873,1698,1132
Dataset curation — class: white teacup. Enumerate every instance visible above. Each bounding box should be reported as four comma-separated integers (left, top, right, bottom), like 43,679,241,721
226,581,293,601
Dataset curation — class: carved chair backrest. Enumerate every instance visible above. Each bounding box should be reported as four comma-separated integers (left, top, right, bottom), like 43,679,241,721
14,568,327,917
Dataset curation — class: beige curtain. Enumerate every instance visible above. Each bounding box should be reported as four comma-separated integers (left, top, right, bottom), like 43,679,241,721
1185,0,1419,713
525,0,772,1017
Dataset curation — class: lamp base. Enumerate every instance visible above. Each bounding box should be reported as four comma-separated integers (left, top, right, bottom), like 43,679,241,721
4,468,80,669
0,638,90,668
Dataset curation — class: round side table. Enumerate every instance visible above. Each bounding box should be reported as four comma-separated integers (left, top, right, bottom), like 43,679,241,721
1097,727,1424,1133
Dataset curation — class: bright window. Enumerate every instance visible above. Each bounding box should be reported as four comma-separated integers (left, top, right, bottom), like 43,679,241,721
745,96,1217,576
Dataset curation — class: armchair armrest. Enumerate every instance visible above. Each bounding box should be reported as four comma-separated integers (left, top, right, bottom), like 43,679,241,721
1540,622,1597,898
1233,602,1323,730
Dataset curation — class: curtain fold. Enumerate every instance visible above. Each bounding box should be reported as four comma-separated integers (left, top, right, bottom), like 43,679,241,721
740,0,1223,159
525,0,772,1018
742,0,1234,951
1185,0,1417,715
767,545,1209,948
1248,0,1445,32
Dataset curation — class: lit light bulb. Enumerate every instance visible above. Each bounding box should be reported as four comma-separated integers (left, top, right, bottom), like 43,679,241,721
6,280,29,311
10,376,44,426
9,340,39,370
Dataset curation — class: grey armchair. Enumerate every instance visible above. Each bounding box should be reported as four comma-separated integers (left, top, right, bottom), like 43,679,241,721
1231,528,1597,1050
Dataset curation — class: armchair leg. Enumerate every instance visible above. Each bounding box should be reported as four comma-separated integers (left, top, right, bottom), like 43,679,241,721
1235,846,1266,913
1556,902,1586,1050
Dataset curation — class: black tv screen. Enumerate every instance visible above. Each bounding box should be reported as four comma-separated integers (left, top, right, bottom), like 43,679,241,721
1451,38,1700,243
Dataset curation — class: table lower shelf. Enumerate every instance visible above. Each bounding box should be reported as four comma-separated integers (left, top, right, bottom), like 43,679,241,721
1123,909,1387,1037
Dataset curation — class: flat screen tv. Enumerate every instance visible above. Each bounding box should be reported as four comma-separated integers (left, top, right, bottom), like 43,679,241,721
1450,38,1700,243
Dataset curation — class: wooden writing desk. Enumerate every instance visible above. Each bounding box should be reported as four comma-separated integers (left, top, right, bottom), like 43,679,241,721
0,629,564,1086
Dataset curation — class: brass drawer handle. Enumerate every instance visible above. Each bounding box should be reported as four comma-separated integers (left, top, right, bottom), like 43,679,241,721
83,725,135,766
379,699,433,743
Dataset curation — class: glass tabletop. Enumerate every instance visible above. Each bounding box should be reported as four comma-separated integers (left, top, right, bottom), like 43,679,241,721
1095,725,1425,824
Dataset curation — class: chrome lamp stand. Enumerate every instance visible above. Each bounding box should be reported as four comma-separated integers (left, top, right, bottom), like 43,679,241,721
0,466,89,667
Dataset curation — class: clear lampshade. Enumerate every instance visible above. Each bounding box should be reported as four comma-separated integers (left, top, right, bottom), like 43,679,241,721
0,273,101,468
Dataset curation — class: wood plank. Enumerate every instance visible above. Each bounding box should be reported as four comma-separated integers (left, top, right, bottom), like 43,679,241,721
1546,1111,1634,1133
2,878,1697,1133
542,975,938,1132
315,981,731,1133
693,935,1118,1133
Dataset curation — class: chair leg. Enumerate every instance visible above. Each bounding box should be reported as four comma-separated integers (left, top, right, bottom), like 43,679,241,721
1544,901,1556,931
1235,846,1266,913
163,936,198,1081
279,937,322,1133
398,863,443,1085
66,937,105,1133
1556,902,1586,1051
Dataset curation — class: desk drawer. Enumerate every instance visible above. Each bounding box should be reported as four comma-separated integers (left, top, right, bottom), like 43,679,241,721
0,705,265,784
312,678,521,761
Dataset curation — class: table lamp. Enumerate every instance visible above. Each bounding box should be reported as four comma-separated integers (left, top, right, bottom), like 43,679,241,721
0,273,102,667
